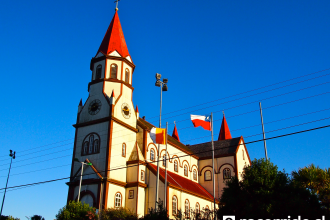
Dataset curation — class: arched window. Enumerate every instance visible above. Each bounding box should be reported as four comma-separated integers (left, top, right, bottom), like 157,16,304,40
174,160,178,172
172,196,177,215
242,149,245,160
195,203,200,214
223,168,231,179
205,170,212,181
81,133,100,156
110,64,117,79
150,149,155,161
89,135,94,154
205,205,209,210
193,170,197,180
115,192,121,207
125,69,130,84
96,65,102,80
162,155,166,166
93,140,99,153
185,199,190,218
184,165,188,177
122,143,126,157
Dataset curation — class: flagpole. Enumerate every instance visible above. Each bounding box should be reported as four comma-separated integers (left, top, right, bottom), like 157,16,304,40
155,82,162,210
164,122,168,210
211,112,216,218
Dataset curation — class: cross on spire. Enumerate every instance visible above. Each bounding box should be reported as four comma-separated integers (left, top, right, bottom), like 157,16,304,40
114,0,120,10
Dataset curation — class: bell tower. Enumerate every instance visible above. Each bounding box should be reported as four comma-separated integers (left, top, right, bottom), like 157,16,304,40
67,9,140,211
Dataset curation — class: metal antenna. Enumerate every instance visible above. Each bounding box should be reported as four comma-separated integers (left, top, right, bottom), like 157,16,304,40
114,0,120,10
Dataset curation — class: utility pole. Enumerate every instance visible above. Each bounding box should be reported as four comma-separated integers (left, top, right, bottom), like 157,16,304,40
259,102,268,161
0,150,16,216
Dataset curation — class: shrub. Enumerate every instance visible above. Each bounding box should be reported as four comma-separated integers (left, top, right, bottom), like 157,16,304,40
101,207,138,220
56,201,98,220
140,200,168,220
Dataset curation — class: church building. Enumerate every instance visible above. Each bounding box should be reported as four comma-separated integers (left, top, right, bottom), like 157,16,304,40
66,9,251,218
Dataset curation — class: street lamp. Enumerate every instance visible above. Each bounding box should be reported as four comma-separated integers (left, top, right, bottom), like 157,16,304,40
74,158,92,202
0,150,16,216
154,73,168,210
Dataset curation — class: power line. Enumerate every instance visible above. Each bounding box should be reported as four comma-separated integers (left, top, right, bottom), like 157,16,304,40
2,69,330,160
1,123,329,192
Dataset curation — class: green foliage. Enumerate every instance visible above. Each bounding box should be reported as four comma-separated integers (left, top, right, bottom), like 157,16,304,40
56,200,98,220
292,164,330,213
218,158,324,219
190,207,215,220
140,200,168,220
30,215,45,220
100,207,138,220
0,216,20,220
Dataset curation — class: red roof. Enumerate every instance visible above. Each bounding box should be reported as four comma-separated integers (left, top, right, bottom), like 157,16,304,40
97,11,130,58
218,115,232,141
172,125,180,142
148,163,215,201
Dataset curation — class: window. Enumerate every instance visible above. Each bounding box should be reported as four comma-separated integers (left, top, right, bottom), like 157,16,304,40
93,140,99,153
83,142,89,155
128,190,134,199
125,69,130,84
89,135,94,154
185,199,190,218
150,149,155,161
193,170,197,180
96,65,102,79
162,155,166,166
110,64,117,79
205,205,209,210
122,143,126,157
141,170,145,181
184,165,188,177
195,203,200,214
242,149,245,160
82,133,100,156
115,192,121,207
223,168,231,179
174,160,178,172
205,170,212,181
172,196,177,215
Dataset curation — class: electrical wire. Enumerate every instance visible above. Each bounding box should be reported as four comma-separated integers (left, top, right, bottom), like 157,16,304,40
1,123,330,192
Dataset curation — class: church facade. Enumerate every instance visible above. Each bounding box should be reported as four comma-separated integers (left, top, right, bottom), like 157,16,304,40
66,9,251,218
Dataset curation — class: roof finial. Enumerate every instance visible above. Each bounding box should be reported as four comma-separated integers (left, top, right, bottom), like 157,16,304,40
115,0,120,11
174,121,176,125
222,110,225,116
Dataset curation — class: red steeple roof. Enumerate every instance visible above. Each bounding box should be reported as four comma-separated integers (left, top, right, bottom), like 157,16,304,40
97,11,130,58
172,125,180,142
218,115,232,141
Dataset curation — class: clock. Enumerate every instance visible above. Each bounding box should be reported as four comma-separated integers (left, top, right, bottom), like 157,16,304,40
88,99,102,115
121,103,131,119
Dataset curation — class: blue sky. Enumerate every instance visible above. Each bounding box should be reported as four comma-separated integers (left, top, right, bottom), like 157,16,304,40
0,0,330,219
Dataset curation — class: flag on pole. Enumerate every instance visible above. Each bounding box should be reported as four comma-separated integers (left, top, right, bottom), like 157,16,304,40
150,127,166,144
190,115,211,131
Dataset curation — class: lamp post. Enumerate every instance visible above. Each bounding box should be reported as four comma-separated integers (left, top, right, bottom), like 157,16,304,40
154,73,168,210
0,150,16,216
74,158,92,202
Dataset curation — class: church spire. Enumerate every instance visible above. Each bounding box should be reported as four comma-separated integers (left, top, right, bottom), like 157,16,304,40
172,124,180,142
97,11,130,58
218,114,232,141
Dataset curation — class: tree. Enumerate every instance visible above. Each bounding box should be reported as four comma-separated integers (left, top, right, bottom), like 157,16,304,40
217,158,324,219
30,215,45,220
56,201,98,220
292,164,330,214
0,216,20,220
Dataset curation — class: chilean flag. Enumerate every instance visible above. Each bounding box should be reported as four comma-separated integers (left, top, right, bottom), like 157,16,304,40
191,115,211,131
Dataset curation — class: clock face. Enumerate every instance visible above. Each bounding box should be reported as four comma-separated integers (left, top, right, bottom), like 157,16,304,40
88,99,102,115
121,103,131,119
